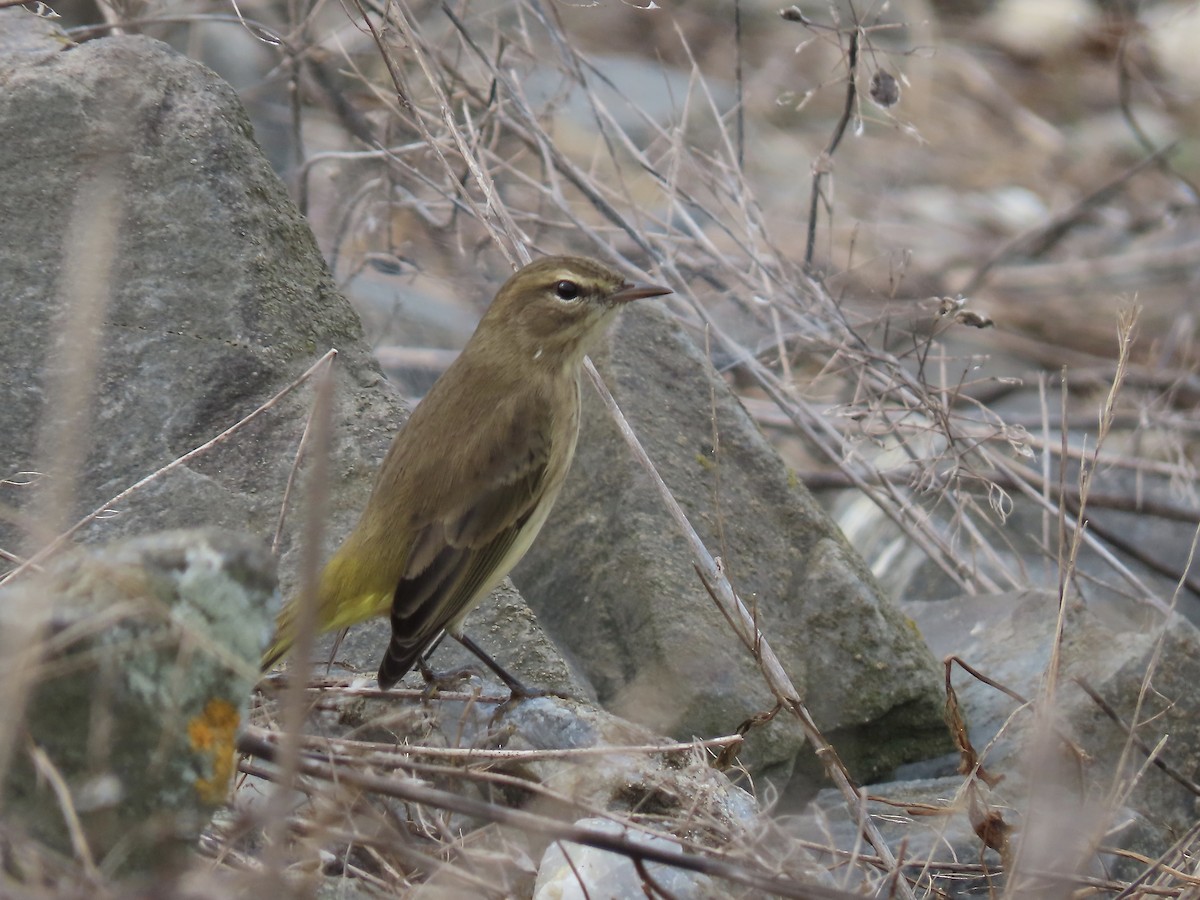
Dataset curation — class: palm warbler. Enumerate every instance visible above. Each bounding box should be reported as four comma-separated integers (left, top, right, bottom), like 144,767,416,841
263,256,670,692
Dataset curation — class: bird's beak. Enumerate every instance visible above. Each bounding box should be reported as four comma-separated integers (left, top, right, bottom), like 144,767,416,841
609,281,672,305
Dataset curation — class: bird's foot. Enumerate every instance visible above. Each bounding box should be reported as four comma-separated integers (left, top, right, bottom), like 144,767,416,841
497,677,576,709
415,659,480,698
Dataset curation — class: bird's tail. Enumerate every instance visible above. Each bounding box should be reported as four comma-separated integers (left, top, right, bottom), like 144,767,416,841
261,549,396,674
376,635,428,689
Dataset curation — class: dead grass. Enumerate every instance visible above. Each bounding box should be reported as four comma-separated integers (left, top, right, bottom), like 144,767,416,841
5,0,1200,896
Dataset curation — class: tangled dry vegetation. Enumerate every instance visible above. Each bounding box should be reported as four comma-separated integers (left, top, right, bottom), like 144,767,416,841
6,0,1200,897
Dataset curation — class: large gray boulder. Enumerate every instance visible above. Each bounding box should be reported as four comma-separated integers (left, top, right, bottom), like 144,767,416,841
0,19,392,574
515,302,950,792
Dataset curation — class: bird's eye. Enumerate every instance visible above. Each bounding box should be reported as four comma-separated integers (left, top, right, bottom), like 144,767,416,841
554,280,580,302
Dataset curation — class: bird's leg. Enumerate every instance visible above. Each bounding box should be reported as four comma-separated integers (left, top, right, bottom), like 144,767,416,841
452,633,548,700
325,627,349,675
411,634,480,696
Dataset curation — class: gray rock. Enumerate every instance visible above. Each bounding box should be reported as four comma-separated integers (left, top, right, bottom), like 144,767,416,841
534,817,722,900
0,16,396,578
908,590,1200,837
1,529,275,873
332,691,759,829
795,772,1164,897
316,690,772,897
810,589,1200,893
514,301,950,793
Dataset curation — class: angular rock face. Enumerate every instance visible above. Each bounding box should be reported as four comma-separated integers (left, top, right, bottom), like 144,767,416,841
913,591,1200,838
797,590,1200,893
0,23,398,581
514,301,951,792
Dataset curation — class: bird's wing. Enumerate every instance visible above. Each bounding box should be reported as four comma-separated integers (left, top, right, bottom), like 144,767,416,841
377,411,553,688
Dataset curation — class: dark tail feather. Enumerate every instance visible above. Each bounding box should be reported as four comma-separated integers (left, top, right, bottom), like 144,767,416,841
377,636,427,689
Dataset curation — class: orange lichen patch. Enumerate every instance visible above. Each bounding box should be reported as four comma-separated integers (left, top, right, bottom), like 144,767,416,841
187,698,240,805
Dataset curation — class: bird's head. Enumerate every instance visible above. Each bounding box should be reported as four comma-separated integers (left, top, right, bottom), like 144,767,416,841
477,256,671,369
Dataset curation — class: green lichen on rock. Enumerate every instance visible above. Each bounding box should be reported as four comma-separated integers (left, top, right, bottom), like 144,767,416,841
1,530,275,874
